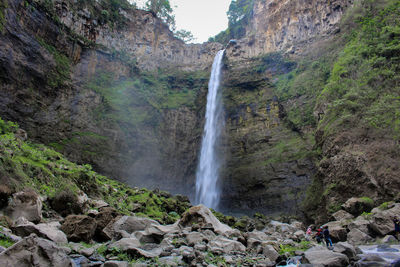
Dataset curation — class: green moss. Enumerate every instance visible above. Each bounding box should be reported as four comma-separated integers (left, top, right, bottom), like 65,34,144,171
279,241,312,256
0,233,15,248
360,197,374,206
0,116,189,224
378,201,391,210
37,37,71,88
0,0,7,33
317,0,400,140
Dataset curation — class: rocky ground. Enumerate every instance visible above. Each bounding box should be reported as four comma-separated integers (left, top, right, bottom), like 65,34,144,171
0,190,399,267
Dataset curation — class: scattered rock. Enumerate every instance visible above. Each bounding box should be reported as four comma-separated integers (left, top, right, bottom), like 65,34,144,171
179,205,233,236
262,244,279,262
332,210,354,221
6,190,42,223
323,221,347,242
186,232,205,246
347,228,373,244
304,249,349,266
342,197,374,216
207,236,246,254
0,185,12,209
61,215,97,242
369,203,400,236
0,234,73,267
12,218,67,244
103,261,129,267
381,235,397,244
333,242,357,260
50,189,85,217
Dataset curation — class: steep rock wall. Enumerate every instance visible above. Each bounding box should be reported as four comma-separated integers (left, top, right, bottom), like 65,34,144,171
226,0,353,59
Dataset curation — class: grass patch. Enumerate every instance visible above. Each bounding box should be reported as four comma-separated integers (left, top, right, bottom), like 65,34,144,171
279,241,312,256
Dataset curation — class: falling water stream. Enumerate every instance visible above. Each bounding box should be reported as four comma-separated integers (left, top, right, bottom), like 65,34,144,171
195,50,225,209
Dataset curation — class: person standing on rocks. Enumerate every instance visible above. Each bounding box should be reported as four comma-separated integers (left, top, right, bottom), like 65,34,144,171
323,226,333,249
394,217,400,240
314,227,323,243
305,226,312,241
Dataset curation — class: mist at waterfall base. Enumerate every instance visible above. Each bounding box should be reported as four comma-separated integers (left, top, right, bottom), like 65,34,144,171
195,50,225,210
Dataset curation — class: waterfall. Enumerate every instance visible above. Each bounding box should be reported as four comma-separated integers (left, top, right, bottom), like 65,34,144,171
195,50,225,209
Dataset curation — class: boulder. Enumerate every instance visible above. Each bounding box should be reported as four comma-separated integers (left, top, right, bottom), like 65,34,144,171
333,242,357,260
0,234,72,267
179,205,233,236
247,231,268,241
347,228,373,244
185,232,205,246
269,220,296,234
103,261,129,267
369,203,400,236
12,218,67,244
293,230,305,241
104,216,160,240
61,215,97,242
6,190,42,223
304,249,349,266
207,236,246,254
109,238,162,258
342,197,374,216
323,221,347,242
0,185,12,209
109,237,141,251
94,207,120,241
50,190,85,217
332,210,354,221
354,254,387,266
348,216,371,234
261,244,279,262
178,246,195,262
381,235,397,244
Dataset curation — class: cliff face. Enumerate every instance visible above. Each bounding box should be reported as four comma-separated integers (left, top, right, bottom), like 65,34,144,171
3,0,394,219
226,0,353,59
218,55,315,216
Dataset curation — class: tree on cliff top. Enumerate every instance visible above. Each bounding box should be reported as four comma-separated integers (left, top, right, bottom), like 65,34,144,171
145,0,176,30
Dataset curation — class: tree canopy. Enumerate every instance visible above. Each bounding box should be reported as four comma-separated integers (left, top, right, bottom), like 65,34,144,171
145,0,176,30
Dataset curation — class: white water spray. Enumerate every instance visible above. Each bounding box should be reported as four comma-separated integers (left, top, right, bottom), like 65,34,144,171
195,50,225,209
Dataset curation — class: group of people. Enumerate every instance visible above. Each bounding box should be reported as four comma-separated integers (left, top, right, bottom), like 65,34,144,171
305,226,333,249
304,217,400,249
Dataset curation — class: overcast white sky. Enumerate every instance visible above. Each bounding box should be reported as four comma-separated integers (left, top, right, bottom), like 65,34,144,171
135,0,231,43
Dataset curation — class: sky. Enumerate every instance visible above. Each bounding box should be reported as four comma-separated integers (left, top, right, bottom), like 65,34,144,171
135,0,231,43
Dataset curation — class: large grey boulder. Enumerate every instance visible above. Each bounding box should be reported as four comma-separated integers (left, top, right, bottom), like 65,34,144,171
369,203,400,236
102,261,129,267
12,218,67,244
347,228,373,244
0,234,72,267
185,232,205,246
304,249,349,266
332,210,354,221
109,237,162,258
6,191,42,223
262,244,279,262
103,216,160,240
247,230,268,241
333,242,357,260
348,216,371,234
207,236,246,254
323,221,347,242
179,205,233,236
342,197,374,216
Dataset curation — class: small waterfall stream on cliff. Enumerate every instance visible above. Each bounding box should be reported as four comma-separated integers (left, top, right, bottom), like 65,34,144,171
195,50,225,209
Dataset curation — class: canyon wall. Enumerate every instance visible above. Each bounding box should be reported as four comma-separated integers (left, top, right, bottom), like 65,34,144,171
4,0,391,219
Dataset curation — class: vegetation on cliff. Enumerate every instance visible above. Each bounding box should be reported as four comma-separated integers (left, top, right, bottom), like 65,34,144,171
0,117,190,223
209,0,254,44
